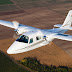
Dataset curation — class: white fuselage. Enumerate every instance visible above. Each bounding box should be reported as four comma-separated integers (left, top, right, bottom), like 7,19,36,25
7,30,49,54
7,40,49,54
7,28,67,54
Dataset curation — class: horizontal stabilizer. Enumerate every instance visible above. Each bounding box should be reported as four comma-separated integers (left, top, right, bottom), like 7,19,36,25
54,24,62,28
53,33,72,41
68,27,72,30
61,27,72,30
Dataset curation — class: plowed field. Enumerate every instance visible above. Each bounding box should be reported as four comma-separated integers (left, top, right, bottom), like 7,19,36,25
0,7,72,67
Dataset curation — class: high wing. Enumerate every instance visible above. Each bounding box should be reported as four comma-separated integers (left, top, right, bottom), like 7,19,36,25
53,33,72,41
0,20,38,34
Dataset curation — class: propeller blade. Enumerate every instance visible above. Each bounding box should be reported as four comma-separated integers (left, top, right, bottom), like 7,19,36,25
12,21,19,29
13,33,19,39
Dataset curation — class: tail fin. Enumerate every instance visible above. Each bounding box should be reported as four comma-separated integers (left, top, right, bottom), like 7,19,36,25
61,10,72,28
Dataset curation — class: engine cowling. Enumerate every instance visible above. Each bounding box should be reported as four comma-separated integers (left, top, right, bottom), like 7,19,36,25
14,27,29,35
12,21,29,35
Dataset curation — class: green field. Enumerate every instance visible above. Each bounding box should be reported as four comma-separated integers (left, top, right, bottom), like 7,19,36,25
0,51,30,72
0,0,13,5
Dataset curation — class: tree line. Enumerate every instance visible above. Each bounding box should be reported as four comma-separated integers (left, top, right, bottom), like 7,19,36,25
18,57,72,72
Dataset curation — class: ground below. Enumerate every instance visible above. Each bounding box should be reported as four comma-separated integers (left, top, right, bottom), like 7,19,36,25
0,7,72,67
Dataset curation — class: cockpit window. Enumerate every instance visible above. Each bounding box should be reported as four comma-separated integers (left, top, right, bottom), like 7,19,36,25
16,35,29,43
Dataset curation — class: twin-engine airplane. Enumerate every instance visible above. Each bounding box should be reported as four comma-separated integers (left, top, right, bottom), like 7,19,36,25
0,10,72,54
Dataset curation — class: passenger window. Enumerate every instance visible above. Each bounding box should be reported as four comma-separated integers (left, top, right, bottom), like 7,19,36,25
29,38,33,44
36,36,41,40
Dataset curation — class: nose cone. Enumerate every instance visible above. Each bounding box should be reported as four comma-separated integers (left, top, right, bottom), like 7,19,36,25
7,49,13,54
7,41,18,54
7,41,27,54
7,44,17,54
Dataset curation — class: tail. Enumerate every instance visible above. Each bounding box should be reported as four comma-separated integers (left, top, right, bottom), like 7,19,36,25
61,10,72,28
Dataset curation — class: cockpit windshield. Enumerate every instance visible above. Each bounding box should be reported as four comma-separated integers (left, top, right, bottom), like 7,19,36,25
16,35,29,43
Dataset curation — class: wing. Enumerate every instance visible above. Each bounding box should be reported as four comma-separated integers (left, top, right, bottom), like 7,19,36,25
0,20,15,29
0,20,35,29
0,20,39,34
53,33,72,41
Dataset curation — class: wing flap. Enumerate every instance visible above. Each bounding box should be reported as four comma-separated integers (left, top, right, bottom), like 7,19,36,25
53,33,72,41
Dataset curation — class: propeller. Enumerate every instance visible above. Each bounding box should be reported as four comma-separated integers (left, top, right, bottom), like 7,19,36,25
12,21,29,37
12,21,19,29
13,33,19,39
12,21,20,35
12,21,20,39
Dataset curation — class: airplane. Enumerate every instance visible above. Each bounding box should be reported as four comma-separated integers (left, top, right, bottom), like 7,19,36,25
0,10,72,54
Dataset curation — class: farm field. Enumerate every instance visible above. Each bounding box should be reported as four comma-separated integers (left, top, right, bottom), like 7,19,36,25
0,5,19,12
0,0,72,71
0,7,72,67
0,0,72,12
0,4,71,66
0,38,72,67
0,0,13,5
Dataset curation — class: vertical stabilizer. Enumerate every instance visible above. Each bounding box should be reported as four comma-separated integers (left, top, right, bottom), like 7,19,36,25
61,10,72,28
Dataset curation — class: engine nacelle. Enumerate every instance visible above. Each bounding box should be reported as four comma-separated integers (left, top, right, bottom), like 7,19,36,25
14,27,29,35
